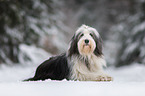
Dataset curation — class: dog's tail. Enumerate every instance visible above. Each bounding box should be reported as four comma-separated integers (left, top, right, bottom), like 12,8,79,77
23,77,37,81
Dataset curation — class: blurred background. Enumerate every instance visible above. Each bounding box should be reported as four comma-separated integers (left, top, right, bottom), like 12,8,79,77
0,0,145,70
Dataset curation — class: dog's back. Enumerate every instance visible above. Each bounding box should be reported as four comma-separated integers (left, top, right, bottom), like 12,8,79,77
24,53,70,81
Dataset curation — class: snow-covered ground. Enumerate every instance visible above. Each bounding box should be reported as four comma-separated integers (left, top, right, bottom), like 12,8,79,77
0,63,145,96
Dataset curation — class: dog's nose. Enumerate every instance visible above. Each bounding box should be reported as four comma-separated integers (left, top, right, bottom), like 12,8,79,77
84,39,89,44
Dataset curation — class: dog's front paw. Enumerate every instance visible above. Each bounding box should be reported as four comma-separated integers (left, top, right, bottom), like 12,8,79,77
96,75,113,81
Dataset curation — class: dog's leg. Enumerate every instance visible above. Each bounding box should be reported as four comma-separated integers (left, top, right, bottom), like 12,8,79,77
94,71,113,81
76,71,113,81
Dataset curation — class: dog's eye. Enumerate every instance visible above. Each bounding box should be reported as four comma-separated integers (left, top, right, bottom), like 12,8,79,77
90,33,93,37
80,33,84,37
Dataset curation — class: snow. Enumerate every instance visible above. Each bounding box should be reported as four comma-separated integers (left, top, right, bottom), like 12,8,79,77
0,81,145,96
0,63,145,96
19,44,51,65
133,21,145,34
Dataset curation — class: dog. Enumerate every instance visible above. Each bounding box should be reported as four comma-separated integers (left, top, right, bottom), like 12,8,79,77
25,25,113,81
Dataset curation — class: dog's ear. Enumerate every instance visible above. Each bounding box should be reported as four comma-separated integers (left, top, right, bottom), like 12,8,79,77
94,36,103,56
68,34,79,57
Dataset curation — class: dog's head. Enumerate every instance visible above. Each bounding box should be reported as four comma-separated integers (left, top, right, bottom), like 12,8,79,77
68,25,103,57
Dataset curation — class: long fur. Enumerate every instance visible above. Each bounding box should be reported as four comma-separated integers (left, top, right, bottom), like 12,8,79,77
24,53,69,81
25,25,112,81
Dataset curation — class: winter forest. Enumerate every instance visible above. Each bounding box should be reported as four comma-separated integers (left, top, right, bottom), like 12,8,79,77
0,0,145,96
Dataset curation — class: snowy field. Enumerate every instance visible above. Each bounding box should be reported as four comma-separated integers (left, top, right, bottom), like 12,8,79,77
0,63,145,96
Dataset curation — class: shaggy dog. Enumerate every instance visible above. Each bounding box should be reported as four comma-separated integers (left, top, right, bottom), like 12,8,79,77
25,25,113,81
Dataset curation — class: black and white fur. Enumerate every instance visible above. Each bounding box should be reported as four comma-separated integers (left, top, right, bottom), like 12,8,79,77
25,25,113,81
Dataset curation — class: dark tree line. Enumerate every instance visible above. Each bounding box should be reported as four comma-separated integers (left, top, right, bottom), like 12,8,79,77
0,0,61,64
0,0,145,67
